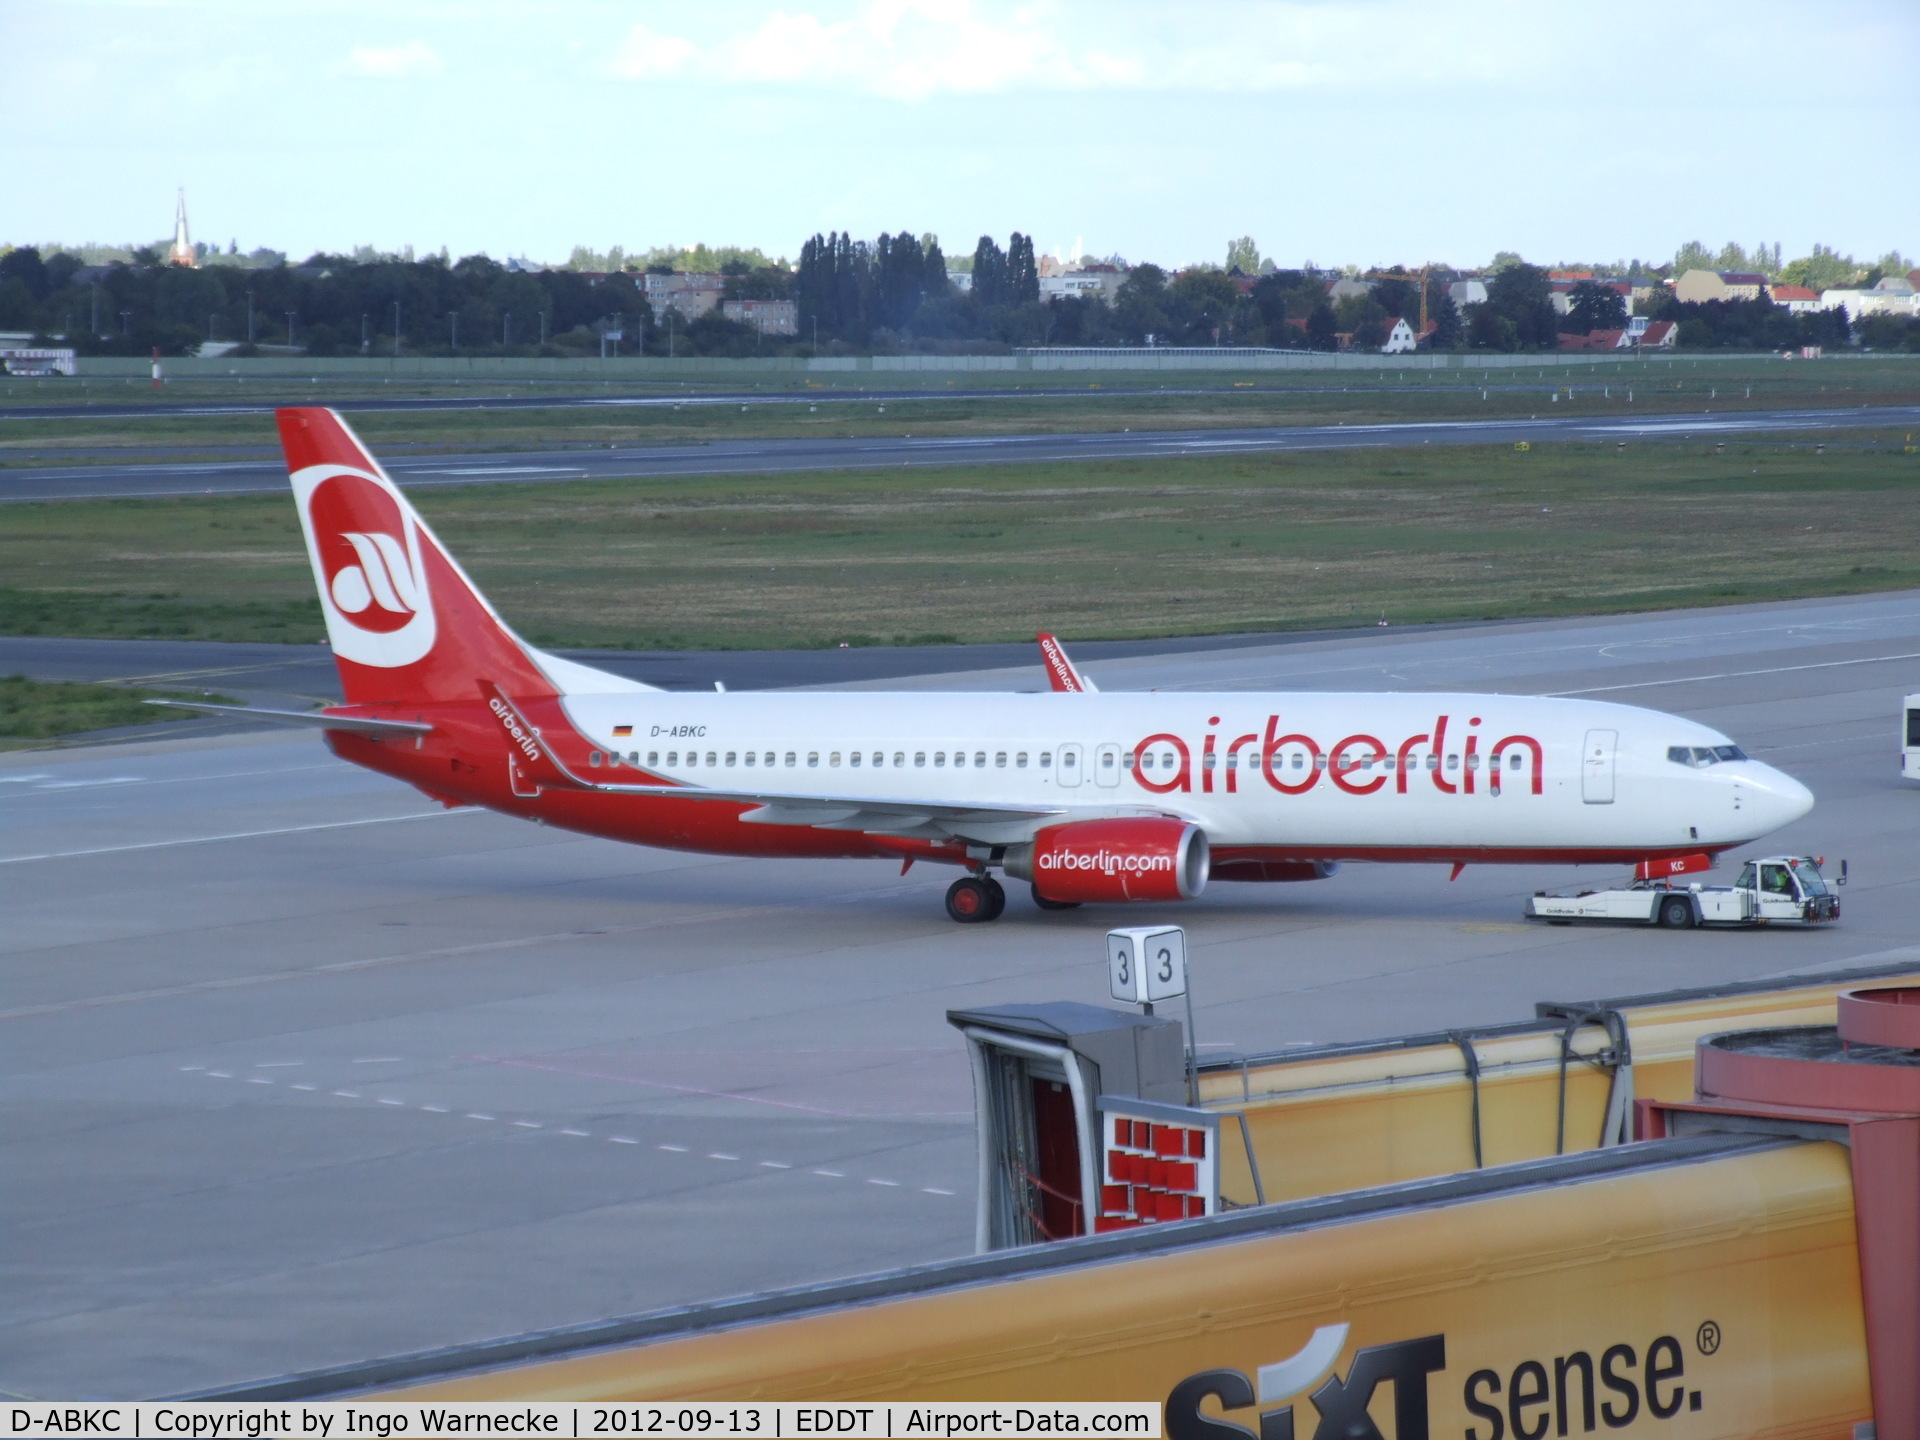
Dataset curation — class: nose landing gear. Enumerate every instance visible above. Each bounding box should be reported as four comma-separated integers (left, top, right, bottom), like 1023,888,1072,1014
945,874,1007,923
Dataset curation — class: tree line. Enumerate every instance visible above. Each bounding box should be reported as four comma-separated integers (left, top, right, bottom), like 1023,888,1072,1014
0,246,778,359
1,236,1912,359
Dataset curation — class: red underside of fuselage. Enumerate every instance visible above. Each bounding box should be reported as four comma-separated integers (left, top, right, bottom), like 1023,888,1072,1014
331,725,1740,875
328,728,969,866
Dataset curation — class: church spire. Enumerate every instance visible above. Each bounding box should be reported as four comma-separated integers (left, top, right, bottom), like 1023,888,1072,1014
168,189,196,267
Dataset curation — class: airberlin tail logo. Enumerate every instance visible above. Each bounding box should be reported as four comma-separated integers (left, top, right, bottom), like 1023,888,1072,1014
295,466,437,668
331,530,421,626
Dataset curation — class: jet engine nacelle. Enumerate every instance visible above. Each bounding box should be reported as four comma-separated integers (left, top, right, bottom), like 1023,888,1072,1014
1008,818,1209,904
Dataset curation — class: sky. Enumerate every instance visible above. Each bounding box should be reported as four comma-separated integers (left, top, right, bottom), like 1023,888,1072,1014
4,0,1917,272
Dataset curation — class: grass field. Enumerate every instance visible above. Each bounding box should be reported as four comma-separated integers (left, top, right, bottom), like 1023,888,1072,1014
0,675,238,746
3,356,1915,456
3,439,1915,650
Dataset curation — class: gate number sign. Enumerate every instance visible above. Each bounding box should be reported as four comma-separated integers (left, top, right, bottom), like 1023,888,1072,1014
1107,926,1187,1005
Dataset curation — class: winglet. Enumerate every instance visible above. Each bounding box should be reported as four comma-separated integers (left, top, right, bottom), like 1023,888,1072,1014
1037,633,1098,693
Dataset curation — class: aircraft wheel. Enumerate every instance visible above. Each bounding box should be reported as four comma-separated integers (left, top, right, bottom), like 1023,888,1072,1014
1658,895,1695,929
946,876,1000,923
1031,884,1081,911
981,875,1007,920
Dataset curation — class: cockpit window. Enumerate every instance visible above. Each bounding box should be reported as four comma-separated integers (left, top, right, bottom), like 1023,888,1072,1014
1668,744,1750,768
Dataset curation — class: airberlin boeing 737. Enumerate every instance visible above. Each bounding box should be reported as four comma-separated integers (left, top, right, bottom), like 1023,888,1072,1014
163,408,1816,923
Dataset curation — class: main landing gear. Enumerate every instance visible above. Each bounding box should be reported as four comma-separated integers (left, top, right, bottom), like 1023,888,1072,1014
944,875,1082,921
945,874,1006,923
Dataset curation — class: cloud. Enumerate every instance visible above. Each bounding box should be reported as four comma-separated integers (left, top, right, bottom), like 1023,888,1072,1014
606,2,1115,100
599,0,1536,101
346,40,442,79
609,23,696,79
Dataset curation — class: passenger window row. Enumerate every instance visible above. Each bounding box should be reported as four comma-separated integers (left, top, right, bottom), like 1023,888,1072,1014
586,748,1054,773
580,744,1526,776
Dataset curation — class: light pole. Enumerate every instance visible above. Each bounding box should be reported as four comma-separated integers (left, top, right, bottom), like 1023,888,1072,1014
503,311,511,348
246,289,255,343
449,312,458,354
361,313,369,354
120,309,132,341
393,301,401,357
539,310,548,348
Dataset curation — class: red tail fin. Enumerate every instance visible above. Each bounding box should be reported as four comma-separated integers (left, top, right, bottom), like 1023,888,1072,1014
1037,633,1096,693
279,407,553,707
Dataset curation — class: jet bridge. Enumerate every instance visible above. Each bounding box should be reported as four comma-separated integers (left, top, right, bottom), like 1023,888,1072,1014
193,962,1920,1440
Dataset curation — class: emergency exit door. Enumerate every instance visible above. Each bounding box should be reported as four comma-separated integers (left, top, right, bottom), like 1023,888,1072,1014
1582,729,1617,804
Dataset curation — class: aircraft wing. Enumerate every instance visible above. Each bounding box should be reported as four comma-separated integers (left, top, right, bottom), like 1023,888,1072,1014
583,780,1167,845
144,700,433,738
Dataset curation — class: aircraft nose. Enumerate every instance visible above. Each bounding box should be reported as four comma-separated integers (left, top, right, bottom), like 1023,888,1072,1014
1744,764,1815,832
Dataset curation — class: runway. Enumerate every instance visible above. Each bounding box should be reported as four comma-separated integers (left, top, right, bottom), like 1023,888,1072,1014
4,591,1918,1397
6,404,1917,502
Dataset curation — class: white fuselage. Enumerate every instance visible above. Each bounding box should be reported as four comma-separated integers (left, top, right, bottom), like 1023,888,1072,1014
557,688,1812,861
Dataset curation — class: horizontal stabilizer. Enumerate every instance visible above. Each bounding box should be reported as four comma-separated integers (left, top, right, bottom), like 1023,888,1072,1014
144,699,432,737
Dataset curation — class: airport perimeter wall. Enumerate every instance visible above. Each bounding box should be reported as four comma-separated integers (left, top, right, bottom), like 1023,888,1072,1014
54,348,1806,382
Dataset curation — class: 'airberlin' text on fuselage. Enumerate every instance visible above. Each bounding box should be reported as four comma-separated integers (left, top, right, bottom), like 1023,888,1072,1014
1131,716,1545,797
1038,849,1175,876
488,696,543,762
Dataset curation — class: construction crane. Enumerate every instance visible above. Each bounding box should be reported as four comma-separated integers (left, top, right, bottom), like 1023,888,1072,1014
1362,265,1435,334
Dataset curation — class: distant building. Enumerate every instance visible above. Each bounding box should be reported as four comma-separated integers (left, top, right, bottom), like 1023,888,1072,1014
1379,316,1417,353
1636,320,1678,348
948,270,973,292
1673,269,1768,303
167,190,195,268
1040,269,1126,303
1327,277,1373,302
1556,329,1627,351
722,299,798,336
1768,283,1821,314
1624,275,1666,312
1820,283,1920,322
1550,279,1631,316
643,272,724,320
1448,279,1488,308
1,346,77,376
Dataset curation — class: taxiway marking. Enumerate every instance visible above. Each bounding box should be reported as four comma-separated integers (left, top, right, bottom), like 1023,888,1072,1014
0,806,476,865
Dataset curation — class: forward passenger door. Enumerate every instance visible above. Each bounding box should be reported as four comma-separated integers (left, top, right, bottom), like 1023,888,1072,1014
1581,729,1617,804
